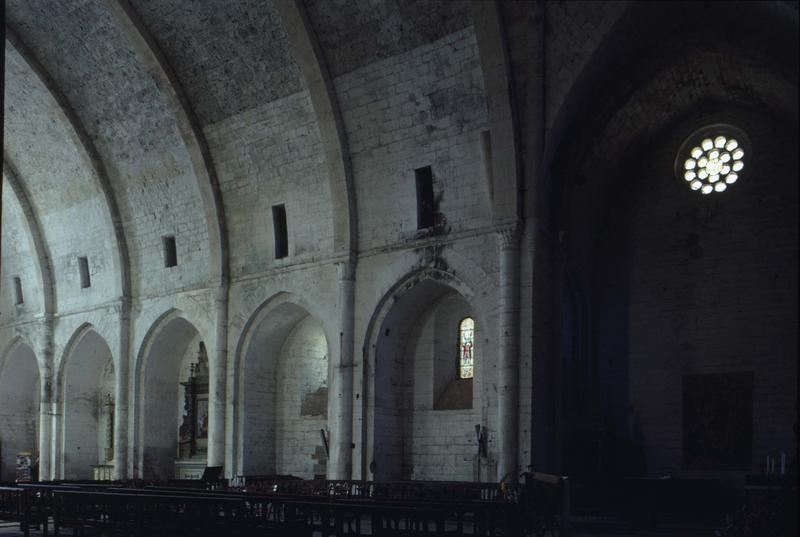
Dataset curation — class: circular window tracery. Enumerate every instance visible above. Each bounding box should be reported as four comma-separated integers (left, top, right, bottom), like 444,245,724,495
676,124,748,195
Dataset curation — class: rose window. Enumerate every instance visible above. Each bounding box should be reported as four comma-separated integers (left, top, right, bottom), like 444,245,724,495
676,125,748,195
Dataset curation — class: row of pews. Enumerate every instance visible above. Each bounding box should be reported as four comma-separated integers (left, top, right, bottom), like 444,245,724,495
0,473,570,536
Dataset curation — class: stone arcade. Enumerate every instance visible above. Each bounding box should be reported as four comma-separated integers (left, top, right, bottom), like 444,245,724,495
0,0,797,534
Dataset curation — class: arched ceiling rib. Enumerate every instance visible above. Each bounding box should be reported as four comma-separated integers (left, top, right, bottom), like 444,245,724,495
4,37,125,311
275,0,356,255
559,46,797,265
122,0,339,271
2,161,55,316
104,0,228,285
470,0,520,224
544,1,799,175
5,28,131,303
5,0,214,297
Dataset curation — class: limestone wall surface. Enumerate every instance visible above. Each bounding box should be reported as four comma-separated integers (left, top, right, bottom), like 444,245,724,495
0,0,795,486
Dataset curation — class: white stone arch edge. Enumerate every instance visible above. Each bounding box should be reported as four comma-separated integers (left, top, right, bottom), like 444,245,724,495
6,27,132,302
52,322,115,479
53,323,110,404
130,307,208,478
103,0,229,288
229,291,333,478
2,161,56,316
358,267,488,480
0,333,41,377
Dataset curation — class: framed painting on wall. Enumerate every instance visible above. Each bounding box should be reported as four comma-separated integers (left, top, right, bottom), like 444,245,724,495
683,371,753,470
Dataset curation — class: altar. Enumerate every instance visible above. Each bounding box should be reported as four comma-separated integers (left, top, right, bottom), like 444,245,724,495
91,393,115,481
91,464,114,481
173,342,209,479
174,458,206,480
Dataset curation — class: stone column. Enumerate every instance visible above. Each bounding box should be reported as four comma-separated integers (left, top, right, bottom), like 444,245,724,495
328,259,355,479
497,225,521,482
114,300,131,480
208,283,229,469
38,365,53,478
38,372,53,480
38,315,54,481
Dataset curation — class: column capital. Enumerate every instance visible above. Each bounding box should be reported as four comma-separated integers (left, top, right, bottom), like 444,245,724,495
336,259,356,281
496,225,521,251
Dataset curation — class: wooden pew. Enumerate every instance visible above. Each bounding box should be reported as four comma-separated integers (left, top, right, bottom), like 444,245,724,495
523,472,571,537
27,475,560,536
12,482,125,536
237,477,522,503
48,487,523,536
0,485,50,537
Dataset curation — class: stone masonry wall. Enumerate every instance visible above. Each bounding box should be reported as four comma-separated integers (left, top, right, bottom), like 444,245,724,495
205,90,334,275
334,25,491,251
0,343,39,482
275,316,328,478
402,294,480,481
1,186,42,321
595,109,798,481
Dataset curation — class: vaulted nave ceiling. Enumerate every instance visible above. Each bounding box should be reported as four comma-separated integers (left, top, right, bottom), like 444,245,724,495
4,0,796,323
2,0,476,319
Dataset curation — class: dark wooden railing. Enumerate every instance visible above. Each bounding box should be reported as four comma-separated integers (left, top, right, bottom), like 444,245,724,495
0,485,50,537
1,472,571,536
237,477,523,502
48,489,522,536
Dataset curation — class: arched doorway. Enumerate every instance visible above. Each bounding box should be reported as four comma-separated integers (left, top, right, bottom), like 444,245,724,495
138,314,208,481
0,339,40,482
366,275,487,482
236,298,330,479
59,328,116,480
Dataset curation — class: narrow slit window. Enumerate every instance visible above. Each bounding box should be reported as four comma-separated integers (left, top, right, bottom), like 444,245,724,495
457,317,475,379
480,130,494,201
13,276,24,305
163,235,177,267
78,256,91,288
415,166,435,229
272,204,288,259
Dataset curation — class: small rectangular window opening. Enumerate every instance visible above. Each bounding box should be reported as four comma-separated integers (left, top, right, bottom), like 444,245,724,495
415,166,435,229
480,130,494,202
78,256,91,289
13,276,24,305
272,204,288,259
163,235,178,267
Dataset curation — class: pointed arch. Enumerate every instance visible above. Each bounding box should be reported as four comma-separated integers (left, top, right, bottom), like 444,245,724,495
55,324,116,479
361,268,487,481
133,309,206,479
0,337,40,481
231,292,331,477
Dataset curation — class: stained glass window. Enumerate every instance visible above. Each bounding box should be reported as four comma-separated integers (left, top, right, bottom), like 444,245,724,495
458,317,475,379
